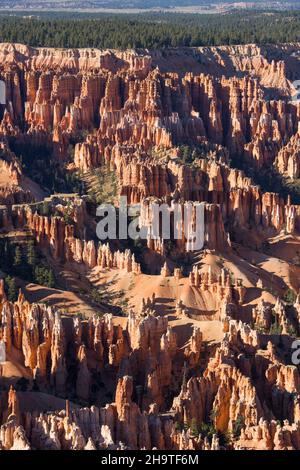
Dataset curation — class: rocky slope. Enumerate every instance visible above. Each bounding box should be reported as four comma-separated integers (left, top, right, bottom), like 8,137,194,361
0,42,300,450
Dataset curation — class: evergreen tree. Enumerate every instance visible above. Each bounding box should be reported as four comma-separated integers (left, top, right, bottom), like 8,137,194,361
47,269,55,288
190,418,199,437
34,266,44,285
27,241,36,268
13,246,22,267
34,265,55,288
232,415,245,438
5,275,17,302
0,12,299,50
1,241,10,271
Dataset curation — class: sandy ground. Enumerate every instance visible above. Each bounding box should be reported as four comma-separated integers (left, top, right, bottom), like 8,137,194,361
0,390,79,415
24,282,102,317
0,164,12,187
0,346,32,382
0,161,46,201
17,230,300,339
18,391,79,412
20,175,46,201
169,318,223,346
30,275,223,341
89,246,288,317
3,232,297,393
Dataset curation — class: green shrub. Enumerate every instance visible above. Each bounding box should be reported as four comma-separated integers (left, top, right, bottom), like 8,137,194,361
232,415,245,438
4,275,17,302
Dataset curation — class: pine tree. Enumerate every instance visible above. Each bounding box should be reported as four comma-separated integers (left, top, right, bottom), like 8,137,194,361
190,418,199,437
5,275,17,302
13,246,22,268
47,270,55,288
1,241,10,271
27,242,36,268
34,266,43,285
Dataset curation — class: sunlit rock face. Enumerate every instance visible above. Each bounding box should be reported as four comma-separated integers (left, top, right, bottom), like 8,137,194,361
0,42,300,451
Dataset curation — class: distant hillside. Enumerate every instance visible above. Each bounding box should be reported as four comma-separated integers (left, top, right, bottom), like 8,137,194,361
0,0,299,12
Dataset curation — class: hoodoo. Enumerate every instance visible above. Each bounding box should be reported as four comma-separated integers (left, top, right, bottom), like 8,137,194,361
0,8,300,453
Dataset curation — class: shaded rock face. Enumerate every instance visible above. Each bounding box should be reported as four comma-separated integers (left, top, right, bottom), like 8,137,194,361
0,42,300,452
0,43,299,254
0,46,298,206
0,44,298,162
0,296,300,450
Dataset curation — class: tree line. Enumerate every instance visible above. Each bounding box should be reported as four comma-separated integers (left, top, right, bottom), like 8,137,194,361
0,11,299,49
0,239,55,301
